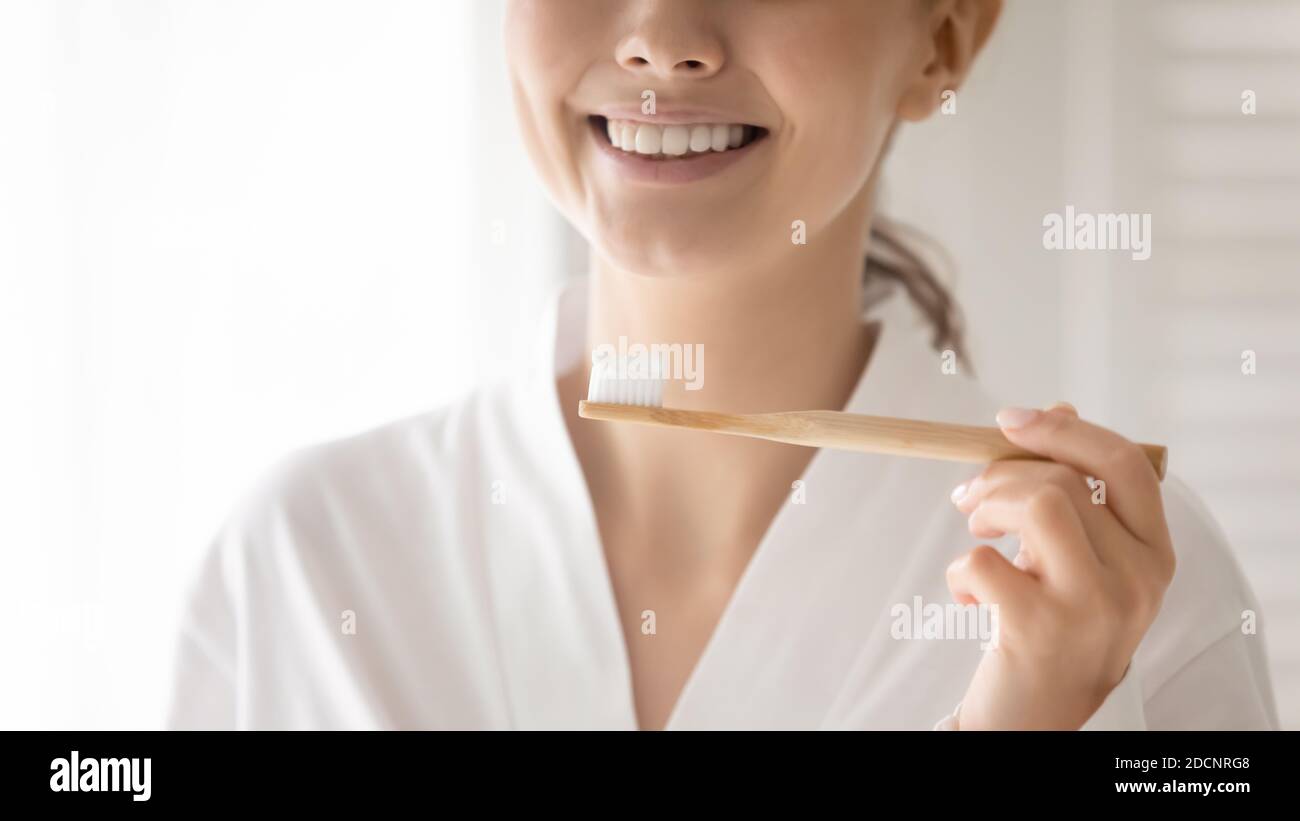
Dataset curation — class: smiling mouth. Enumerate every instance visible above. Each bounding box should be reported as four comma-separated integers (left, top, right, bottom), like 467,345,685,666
589,115,768,161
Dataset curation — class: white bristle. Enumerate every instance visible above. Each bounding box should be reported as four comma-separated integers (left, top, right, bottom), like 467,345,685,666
586,354,666,408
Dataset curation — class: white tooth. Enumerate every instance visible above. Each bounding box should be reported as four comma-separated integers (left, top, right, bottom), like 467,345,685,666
606,119,618,145
661,125,690,156
689,124,712,153
634,124,662,155
710,124,730,152
619,123,636,152
728,124,744,148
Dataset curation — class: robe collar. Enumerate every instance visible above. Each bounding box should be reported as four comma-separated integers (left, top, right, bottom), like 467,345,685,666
498,276,981,729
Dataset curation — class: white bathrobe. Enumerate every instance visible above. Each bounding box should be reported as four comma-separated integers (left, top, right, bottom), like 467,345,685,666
167,281,1278,730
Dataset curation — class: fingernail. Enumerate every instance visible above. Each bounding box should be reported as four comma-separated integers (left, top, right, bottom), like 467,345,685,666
996,406,1041,430
950,483,968,504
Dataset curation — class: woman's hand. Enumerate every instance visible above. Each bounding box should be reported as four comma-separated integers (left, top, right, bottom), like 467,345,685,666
945,403,1176,730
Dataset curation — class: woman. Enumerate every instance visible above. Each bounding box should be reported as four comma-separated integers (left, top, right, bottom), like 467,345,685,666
168,0,1277,730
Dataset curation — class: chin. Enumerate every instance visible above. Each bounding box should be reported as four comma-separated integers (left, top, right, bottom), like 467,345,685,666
591,212,769,281
596,236,748,281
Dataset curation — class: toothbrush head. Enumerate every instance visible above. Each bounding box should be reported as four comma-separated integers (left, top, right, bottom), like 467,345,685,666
586,351,665,408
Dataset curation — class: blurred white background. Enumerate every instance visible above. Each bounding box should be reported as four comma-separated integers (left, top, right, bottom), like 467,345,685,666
0,0,1294,728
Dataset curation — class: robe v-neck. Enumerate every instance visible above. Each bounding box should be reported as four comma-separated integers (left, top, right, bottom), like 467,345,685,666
511,279,976,730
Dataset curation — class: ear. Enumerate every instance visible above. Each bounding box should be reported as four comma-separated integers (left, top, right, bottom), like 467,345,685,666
897,0,1002,122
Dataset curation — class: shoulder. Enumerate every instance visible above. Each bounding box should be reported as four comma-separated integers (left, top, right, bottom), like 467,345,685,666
170,384,534,726
212,383,522,572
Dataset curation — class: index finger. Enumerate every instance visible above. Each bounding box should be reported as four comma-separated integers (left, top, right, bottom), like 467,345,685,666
994,406,1169,549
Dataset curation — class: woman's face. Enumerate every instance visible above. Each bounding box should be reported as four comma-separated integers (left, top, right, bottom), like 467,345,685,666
505,0,954,281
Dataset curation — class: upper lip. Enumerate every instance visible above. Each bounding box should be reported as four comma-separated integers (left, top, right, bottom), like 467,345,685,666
588,103,771,129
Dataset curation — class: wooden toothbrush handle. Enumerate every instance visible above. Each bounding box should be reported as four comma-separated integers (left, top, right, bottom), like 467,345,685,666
576,402,1168,480
785,411,1168,480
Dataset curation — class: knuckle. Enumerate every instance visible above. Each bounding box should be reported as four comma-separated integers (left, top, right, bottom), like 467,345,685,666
1111,571,1160,625
977,460,1021,487
1142,556,1175,608
1043,464,1081,491
1162,545,1178,584
1134,590,1160,628
1148,536,1178,585
1027,484,1071,518
1103,441,1146,478
967,544,1004,574
1039,407,1070,433
947,550,978,585
945,557,962,585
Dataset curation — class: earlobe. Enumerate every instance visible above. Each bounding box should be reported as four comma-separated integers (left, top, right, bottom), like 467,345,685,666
895,79,946,123
895,0,1002,123
892,25,948,121
894,34,951,123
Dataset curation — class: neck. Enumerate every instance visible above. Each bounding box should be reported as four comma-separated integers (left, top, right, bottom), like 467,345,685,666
584,200,874,416
561,194,879,560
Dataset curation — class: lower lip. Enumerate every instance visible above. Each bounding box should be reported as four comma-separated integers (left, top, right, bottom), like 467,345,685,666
589,118,768,185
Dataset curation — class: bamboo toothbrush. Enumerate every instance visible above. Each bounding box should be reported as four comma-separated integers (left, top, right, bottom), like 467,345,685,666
578,366,1168,481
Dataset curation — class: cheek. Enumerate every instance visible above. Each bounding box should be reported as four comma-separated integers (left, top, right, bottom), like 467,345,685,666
504,2,609,215
507,0,603,72
501,4,595,207
749,10,911,225
505,2,588,112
